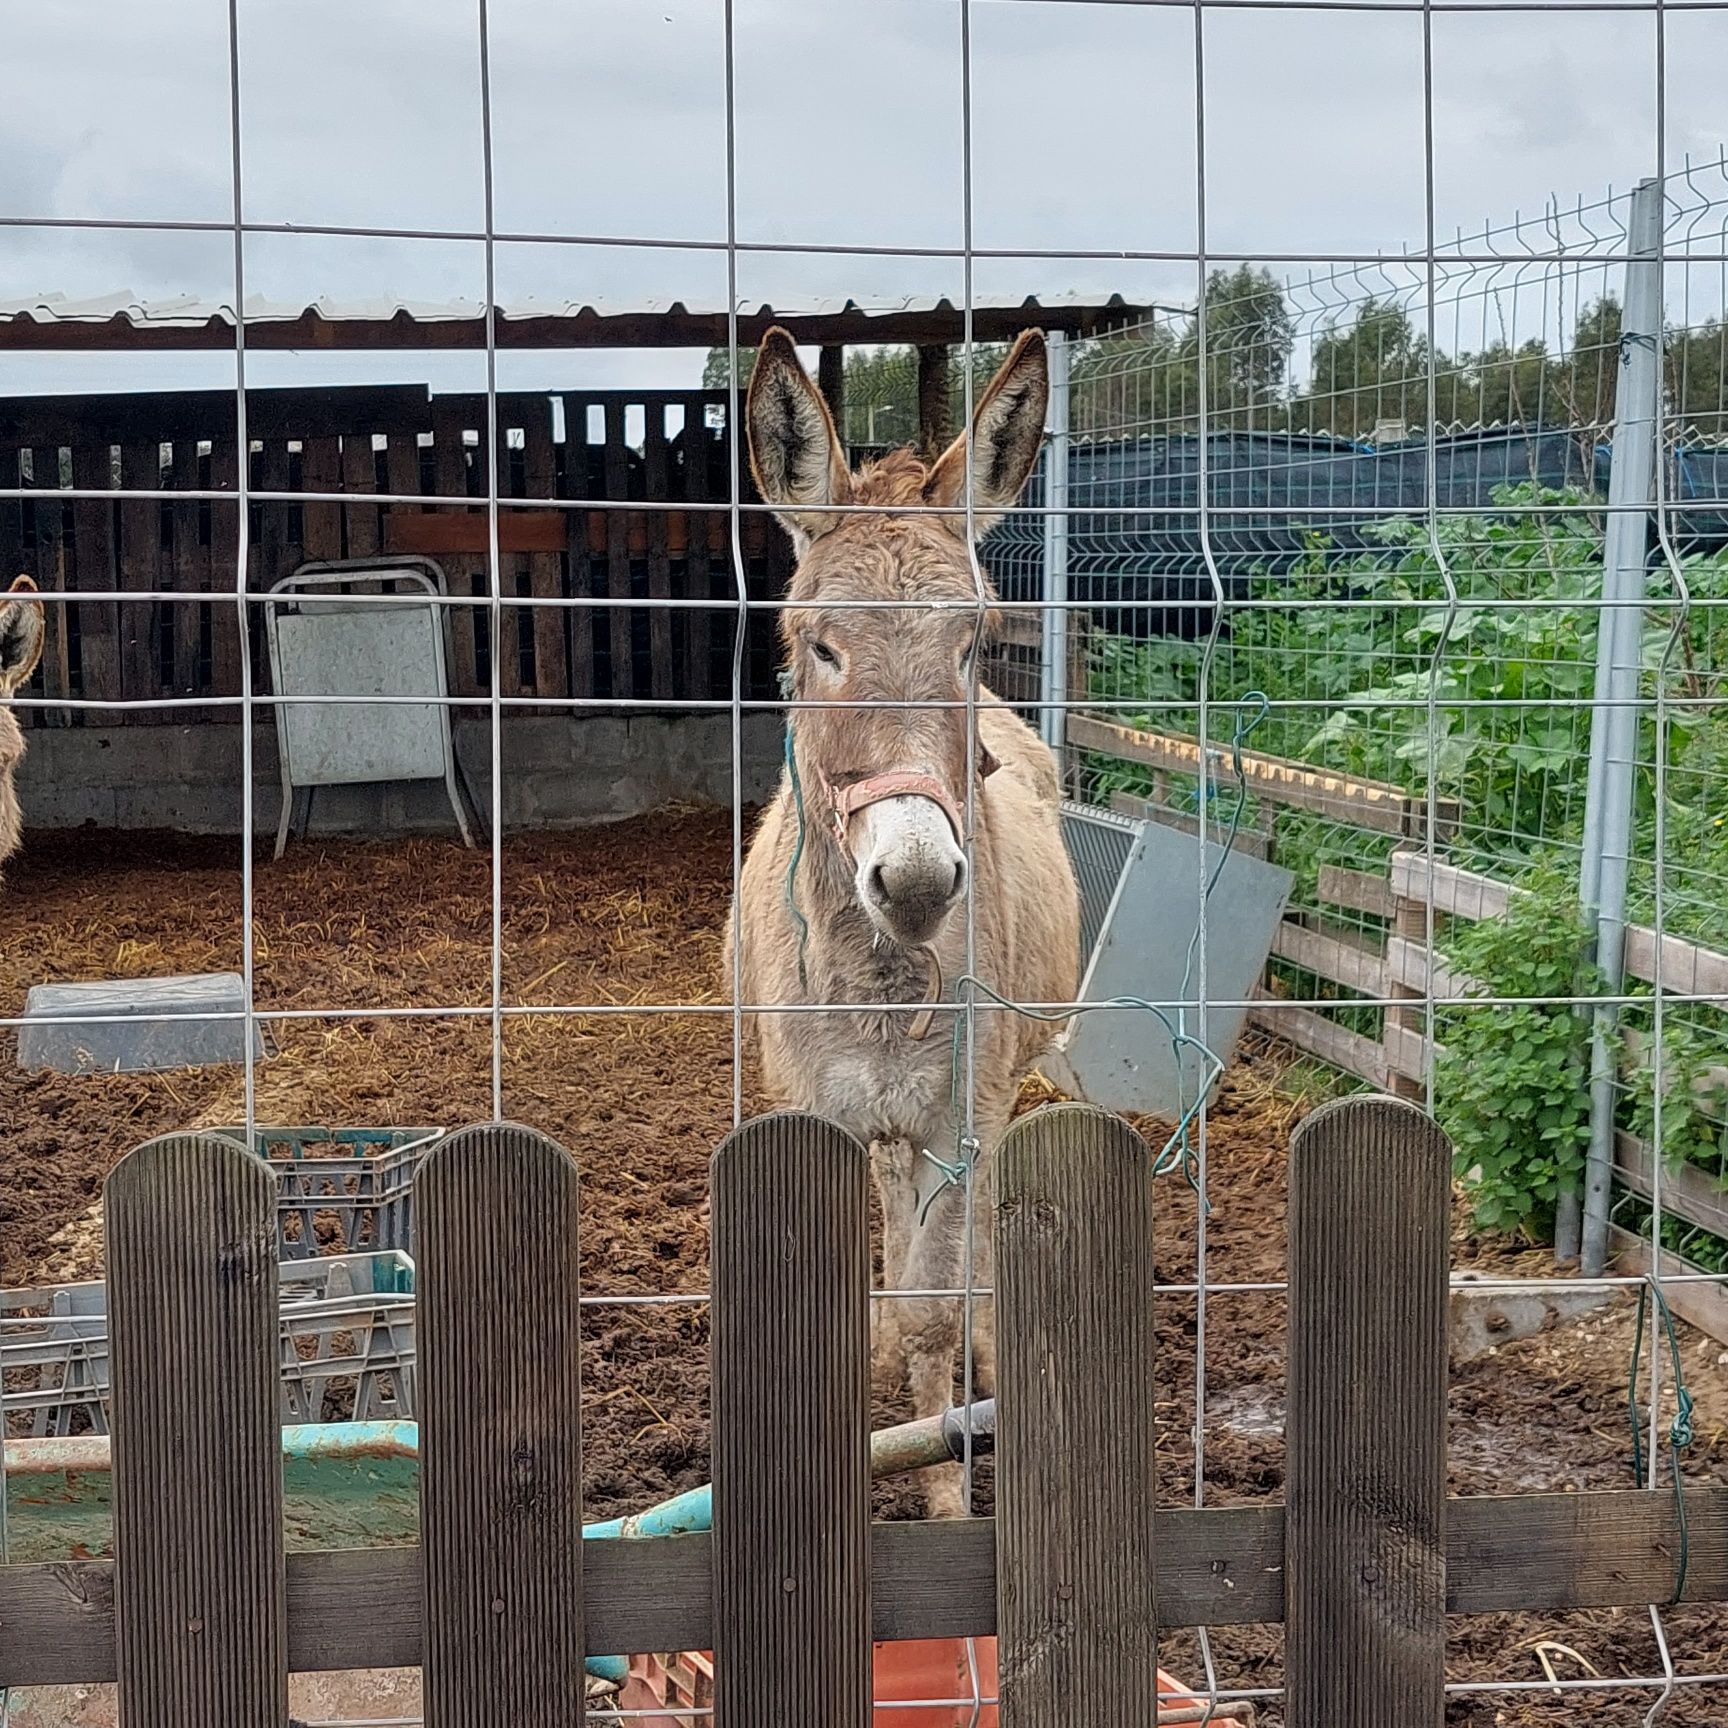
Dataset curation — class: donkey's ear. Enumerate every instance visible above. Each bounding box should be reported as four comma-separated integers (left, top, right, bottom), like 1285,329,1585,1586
0,574,45,698
924,329,1048,540
745,327,852,553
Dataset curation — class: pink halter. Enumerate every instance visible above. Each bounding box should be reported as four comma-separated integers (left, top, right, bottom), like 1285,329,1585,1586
819,769,969,855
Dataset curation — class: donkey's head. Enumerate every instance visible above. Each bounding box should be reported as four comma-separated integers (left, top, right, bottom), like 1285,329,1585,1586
747,326,1047,948
0,576,44,699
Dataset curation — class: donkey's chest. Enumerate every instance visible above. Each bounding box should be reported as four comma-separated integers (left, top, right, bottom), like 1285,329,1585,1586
797,1031,954,1143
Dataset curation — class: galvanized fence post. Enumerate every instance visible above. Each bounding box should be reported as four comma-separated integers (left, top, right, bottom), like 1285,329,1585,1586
1039,328,1072,765
1575,174,1664,1274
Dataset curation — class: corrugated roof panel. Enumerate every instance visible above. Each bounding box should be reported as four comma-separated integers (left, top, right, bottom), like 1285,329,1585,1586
0,288,1152,328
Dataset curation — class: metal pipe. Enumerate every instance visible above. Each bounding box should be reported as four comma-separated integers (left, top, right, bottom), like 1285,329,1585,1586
1578,177,1664,1276
581,1400,996,1684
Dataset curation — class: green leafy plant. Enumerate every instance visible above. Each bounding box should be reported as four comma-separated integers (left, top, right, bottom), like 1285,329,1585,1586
1615,1195,1728,1276
1433,869,1601,1238
1625,1009,1728,1177
1077,481,1728,1248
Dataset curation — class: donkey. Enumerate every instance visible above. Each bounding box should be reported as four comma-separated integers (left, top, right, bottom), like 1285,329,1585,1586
0,575,45,885
725,328,1080,1517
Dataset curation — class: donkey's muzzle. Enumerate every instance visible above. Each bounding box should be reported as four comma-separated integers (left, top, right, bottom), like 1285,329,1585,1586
855,794,969,946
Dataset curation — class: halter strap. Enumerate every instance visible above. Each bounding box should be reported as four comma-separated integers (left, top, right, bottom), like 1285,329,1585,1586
820,770,968,853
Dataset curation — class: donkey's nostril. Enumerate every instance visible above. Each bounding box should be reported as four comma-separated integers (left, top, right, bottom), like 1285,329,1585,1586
868,863,891,906
950,858,968,900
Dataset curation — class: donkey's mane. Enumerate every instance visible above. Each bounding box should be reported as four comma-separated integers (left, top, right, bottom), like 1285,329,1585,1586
849,447,933,508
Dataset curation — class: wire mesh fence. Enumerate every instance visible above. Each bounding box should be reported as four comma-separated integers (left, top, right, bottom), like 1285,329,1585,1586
1,1,1728,1724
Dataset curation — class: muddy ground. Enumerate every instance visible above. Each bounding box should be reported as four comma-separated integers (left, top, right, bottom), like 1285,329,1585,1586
4,808,1726,1724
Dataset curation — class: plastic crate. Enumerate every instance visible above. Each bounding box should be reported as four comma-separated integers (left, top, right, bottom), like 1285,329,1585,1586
621,1650,713,1726
208,1124,443,1259
2,1250,416,1437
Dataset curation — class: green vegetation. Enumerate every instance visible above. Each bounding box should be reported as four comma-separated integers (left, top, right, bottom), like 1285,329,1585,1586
1080,487,1728,1246
1432,869,1599,1238
1085,486,1728,947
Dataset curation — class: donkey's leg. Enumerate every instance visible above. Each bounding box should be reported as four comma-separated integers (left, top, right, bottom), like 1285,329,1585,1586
895,1153,994,1520
966,1157,998,1402
870,1138,922,1401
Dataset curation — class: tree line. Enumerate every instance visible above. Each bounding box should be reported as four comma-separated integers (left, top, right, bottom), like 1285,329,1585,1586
706,264,1728,447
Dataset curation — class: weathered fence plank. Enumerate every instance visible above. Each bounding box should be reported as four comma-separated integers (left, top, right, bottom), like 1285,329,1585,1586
29,445,72,721
117,441,164,712
603,398,633,697
1247,1000,1389,1090
430,401,480,697
710,1112,872,1728
643,398,675,701
104,1133,285,1728
416,1122,586,1728
491,421,530,702
1389,845,1728,999
522,405,569,705
256,438,294,631
1317,863,1396,920
70,443,121,708
208,436,242,699
299,435,343,567
1067,713,1459,837
1272,918,1386,996
680,411,715,697
1285,1095,1450,1728
996,1103,1158,1725
557,408,597,701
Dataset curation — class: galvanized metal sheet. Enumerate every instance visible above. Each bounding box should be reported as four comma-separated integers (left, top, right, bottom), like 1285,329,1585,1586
1045,805,1294,1118
267,580,452,788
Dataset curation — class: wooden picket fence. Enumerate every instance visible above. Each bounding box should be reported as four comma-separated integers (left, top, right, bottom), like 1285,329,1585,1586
3,1097,1725,1725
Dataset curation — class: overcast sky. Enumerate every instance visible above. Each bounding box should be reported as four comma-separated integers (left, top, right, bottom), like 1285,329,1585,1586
3,0,1725,398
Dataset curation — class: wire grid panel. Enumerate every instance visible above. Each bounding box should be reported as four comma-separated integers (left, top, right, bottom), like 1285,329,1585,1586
0,2,1726,1723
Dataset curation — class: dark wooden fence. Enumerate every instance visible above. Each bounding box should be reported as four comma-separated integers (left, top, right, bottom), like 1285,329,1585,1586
3,383,1049,734
0,385,792,722
5,1095,1719,1725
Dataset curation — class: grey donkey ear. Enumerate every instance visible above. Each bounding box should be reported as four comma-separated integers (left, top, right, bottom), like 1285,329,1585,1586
924,329,1048,540
745,327,852,554
0,575,44,697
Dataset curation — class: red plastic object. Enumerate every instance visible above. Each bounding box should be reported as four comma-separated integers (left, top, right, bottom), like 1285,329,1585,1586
872,1637,999,1726
622,1641,1249,1725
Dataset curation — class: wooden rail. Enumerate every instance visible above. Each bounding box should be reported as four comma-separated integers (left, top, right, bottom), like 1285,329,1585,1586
1067,714,1459,838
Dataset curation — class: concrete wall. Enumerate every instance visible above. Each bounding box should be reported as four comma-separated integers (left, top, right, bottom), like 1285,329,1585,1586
17,714,784,839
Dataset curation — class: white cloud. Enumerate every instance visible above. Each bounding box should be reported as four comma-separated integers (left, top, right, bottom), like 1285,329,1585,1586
0,0,1721,396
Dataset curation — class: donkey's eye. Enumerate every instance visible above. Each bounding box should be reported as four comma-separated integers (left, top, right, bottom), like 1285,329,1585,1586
810,640,841,669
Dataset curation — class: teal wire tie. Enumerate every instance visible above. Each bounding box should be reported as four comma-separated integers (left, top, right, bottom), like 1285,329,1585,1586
1629,1276,1695,1604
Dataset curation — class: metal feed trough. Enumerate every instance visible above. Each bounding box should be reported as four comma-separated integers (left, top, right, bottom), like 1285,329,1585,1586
16,972,272,1076
1044,801,1294,1117
1,1251,416,1438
